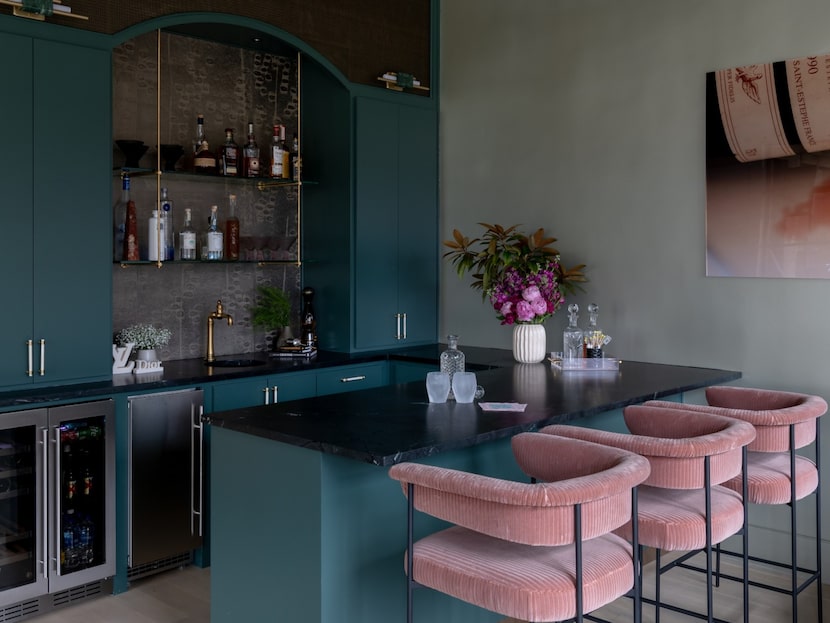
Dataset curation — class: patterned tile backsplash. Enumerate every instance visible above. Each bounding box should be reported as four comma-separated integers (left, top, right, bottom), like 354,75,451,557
112,31,304,360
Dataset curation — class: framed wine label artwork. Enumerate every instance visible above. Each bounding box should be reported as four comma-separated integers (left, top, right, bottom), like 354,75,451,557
706,54,830,278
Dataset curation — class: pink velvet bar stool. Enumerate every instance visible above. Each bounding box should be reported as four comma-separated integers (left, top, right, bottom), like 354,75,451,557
542,404,756,623
388,432,651,623
646,386,827,623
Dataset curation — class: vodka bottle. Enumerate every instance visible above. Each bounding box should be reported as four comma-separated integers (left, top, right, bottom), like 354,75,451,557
160,187,174,260
179,208,196,260
224,194,240,261
440,334,465,400
563,303,583,361
147,209,165,261
205,205,223,260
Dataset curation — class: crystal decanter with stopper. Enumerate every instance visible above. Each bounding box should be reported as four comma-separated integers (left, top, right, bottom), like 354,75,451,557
585,303,603,358
440,334,465,400
563,303,584,361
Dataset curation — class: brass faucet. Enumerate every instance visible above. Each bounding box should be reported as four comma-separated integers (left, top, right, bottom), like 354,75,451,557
206,299,233,363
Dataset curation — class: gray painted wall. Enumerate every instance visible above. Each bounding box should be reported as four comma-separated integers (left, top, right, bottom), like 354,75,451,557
440,0,830,571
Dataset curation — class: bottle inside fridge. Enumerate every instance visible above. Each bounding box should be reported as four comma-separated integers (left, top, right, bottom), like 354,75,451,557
59,418,106,574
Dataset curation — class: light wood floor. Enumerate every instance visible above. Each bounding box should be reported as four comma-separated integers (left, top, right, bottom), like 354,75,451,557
18,555,830,623
27,565,210,623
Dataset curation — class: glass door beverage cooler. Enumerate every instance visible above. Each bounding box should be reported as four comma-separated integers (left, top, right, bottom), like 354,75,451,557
0,400,114,610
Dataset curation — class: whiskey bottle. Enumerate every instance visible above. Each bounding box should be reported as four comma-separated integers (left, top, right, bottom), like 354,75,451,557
224,194,240,261
205,205,223,260
220,128,239,177
123,193,139,261
242,121,260,177
301,287,317,347
270,124,284,178
179,208,196,260
194,140,216,175
281,126,290,179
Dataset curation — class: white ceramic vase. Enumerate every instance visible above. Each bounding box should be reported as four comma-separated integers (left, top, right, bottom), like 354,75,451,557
136,349,158,362
512,324,546,364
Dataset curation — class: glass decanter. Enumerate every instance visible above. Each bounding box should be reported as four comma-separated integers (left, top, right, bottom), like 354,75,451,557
585,303,603,358
440,334,465,400
563,303,584,361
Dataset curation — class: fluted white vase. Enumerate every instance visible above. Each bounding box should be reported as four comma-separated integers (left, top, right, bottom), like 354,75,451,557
512,324,546,363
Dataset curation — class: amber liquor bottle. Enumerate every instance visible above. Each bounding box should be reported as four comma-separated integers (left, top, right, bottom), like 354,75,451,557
220,128,239,177
224,194,240,261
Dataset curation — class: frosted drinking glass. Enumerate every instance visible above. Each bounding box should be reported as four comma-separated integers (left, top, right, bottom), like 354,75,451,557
452,372,477,404
426,371,451,403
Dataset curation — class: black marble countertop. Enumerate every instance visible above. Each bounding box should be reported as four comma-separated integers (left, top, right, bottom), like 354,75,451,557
206,359,742,466
0,344,512,409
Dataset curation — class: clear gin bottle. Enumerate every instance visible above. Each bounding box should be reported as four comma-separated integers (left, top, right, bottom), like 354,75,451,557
440,334,465,400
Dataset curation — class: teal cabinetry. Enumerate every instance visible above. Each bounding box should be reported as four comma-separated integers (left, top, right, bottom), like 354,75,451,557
389,360,435,385
0,23,112,389
353,96,438,350
315,362,387,396
212,371,317,411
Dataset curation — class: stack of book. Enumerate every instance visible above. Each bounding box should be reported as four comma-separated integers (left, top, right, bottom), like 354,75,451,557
270,343,317,358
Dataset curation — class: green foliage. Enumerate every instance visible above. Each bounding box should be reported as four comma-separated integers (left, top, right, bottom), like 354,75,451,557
250,285,291,331
442,223,587,297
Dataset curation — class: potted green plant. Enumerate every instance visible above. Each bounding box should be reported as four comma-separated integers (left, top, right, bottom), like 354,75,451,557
114,323,172,361
250,285,292,348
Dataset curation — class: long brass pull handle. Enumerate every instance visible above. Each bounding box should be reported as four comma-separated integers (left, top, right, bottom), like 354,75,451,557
27,340,33,377
39,339,45,376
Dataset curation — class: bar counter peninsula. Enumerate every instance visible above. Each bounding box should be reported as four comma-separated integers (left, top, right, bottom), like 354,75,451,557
207,358,741,623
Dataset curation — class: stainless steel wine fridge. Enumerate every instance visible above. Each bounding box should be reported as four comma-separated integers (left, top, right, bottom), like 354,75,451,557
0,400,115,619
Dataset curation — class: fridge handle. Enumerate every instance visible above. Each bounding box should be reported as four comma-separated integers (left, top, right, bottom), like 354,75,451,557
192,404,204,537
40,427,49,580
51,426,61,576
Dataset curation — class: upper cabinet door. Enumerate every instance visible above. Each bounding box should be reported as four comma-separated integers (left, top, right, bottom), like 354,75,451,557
0,34,34,387
353,96,438,351
31,40,112,386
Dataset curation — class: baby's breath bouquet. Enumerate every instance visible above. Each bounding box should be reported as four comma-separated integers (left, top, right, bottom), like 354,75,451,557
115,323,172,350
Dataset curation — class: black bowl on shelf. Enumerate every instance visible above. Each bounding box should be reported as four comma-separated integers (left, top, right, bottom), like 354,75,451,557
115,139,149,169
159,144,185,171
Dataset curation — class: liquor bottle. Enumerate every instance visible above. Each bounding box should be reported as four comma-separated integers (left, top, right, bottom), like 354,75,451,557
220,128,239,177
301,286,317,347
205,205,224,260
192,114,205,158
112,173,130,261
225,194,240,261
290,133,300,180
179,208,197,260
440,334,465,400
194,140,216,174
123,192,139,261
562,303,583,361
147,209,166,261
160,187,174,260
280,126,290,179
242,121,260,177
270,124,284,178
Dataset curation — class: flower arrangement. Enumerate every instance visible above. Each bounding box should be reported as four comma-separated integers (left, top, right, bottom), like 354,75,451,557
115,323,172,350
443,223,586,325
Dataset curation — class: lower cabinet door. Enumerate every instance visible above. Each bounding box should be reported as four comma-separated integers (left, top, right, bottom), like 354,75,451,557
212,372,317,412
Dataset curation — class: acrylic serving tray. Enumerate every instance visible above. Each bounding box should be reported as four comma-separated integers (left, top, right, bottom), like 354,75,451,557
551,357,620,371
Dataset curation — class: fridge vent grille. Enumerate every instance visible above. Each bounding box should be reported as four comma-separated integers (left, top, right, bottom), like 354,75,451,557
127,551,193,581
51,580,105,607
0,599,39,621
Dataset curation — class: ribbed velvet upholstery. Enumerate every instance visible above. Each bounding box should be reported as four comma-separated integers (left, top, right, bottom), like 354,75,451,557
647,386,827,452
541,405,756,551
388,432,651,622
646,387,826,503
